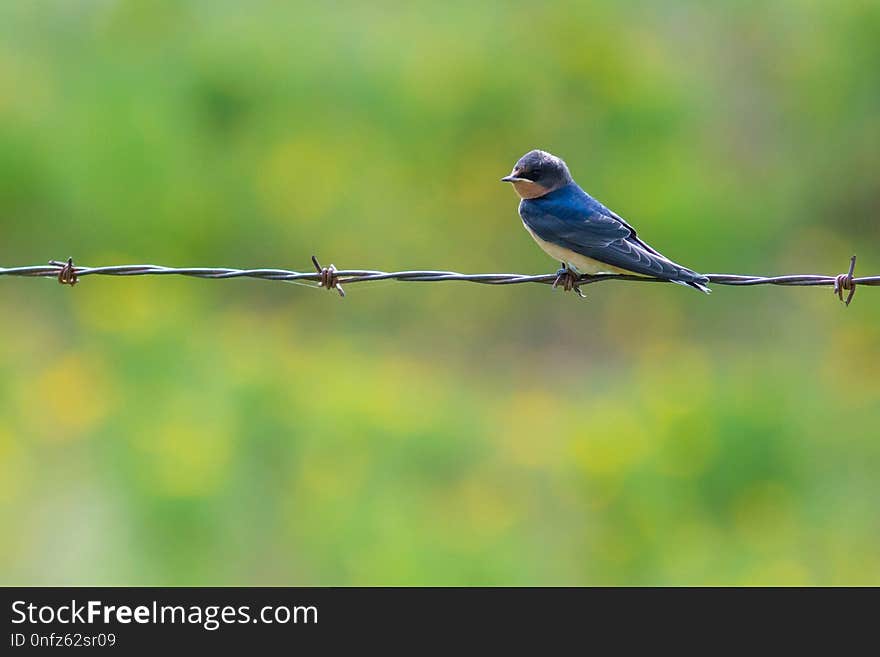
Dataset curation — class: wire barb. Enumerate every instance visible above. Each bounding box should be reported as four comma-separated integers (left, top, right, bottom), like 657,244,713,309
833,255,857,306
49,257,78,286
311,255,345,297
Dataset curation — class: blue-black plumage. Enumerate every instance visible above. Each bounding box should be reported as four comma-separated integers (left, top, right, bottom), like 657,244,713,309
502,150,710,293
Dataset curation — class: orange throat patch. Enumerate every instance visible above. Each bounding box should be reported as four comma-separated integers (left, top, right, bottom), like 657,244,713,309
510,179,550,200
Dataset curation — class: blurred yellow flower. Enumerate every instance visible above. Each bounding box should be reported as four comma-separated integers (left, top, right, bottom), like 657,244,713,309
133,410,234,498
24,353,113,442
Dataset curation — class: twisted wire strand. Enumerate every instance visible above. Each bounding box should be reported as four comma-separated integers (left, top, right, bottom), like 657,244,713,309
0,256,874,304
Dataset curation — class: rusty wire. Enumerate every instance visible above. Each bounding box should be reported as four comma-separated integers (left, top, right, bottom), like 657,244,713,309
0,254,875,306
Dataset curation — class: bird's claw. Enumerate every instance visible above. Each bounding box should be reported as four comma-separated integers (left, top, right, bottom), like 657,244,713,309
552,265,585,298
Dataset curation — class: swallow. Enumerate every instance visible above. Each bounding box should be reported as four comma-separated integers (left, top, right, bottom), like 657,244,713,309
503,149,710,295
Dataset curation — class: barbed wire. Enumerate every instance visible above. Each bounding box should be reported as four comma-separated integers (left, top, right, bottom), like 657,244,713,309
0,254,875,305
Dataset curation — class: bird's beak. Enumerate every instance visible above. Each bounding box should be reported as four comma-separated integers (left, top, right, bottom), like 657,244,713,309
501,169,525,183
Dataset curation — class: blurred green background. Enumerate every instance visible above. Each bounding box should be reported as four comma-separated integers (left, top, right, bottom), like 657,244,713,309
1,0,878,585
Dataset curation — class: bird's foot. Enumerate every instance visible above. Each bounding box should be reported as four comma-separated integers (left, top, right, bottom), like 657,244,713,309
552,264,585,298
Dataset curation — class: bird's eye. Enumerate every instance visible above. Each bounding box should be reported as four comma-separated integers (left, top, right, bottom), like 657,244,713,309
524,170,539,180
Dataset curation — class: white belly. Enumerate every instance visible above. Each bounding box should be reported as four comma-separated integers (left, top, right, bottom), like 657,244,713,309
522,221,630,275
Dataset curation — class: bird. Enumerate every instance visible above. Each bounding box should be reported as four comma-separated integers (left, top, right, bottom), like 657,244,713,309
502,149,710,296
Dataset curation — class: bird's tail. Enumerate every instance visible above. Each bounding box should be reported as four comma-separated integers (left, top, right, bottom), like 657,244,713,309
673,276,711,294
686,279,712,294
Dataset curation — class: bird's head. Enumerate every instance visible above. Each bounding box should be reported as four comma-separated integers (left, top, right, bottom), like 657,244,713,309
501,150,572,199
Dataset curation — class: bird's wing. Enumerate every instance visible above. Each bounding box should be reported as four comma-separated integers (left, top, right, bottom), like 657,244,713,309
521,196,697,280
553,191,669,259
